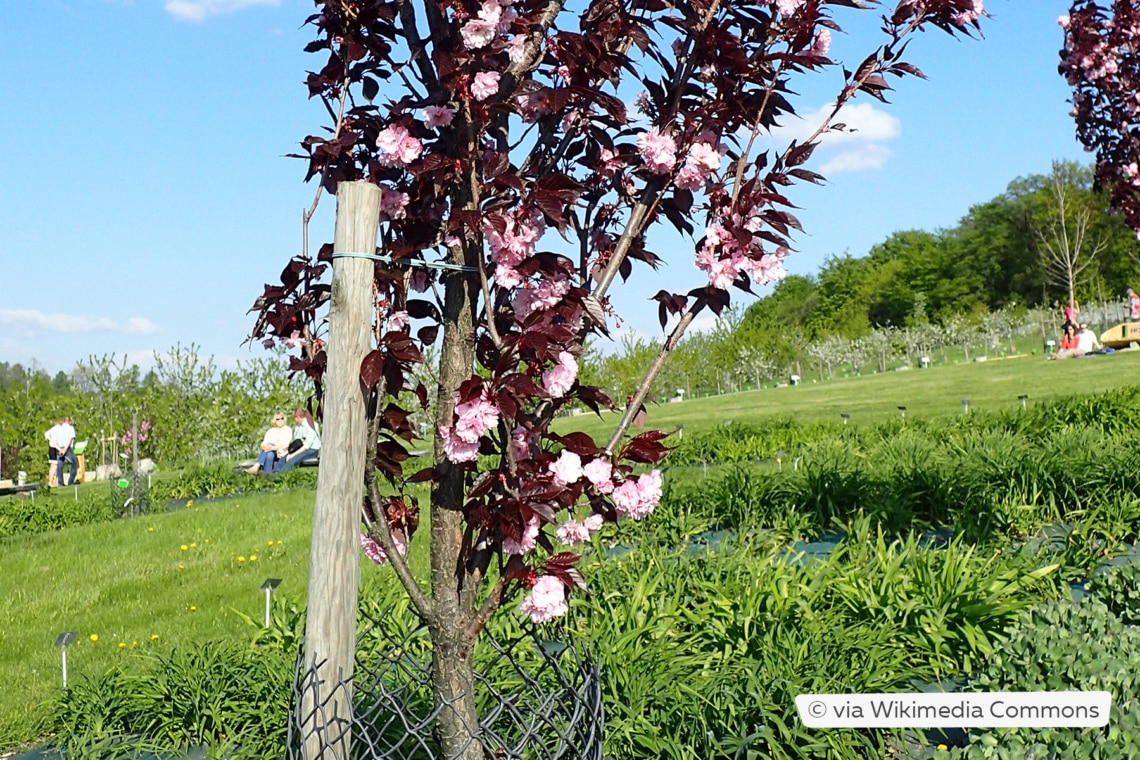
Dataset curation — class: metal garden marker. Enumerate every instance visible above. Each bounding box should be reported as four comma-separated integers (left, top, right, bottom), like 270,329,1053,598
1018,394,1029,410
840,413,850,425
961,399,971,415
898,406,907,419
261,578,282,627
54,630,78,688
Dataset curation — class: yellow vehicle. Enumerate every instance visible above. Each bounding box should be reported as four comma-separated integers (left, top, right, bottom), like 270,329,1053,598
1099,322,1140,349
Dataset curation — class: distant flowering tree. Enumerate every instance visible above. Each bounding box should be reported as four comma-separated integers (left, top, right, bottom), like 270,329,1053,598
1060,1,1140,233
251,0,988,755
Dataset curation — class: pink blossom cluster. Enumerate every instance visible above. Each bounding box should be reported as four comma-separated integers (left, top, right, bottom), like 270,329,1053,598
386,310,410,331
376,124,423,168
548,449,583,486
423,105,455,129
380,186,409,221
513,274,570,320
675,137,723,191
610,469,663,521
283,330,305,349
695,222,789,289
519,575,567,623
555,513,604,545
484,210,545,287
810,29,832,57
471,71,501,101
441,389,500,463
460,0,517,50
541,351,578,398
636,127,677,175
360,530,407,565
773,0,805,16
503,513,541,555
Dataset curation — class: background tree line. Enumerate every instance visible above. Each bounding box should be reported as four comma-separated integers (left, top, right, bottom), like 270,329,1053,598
0,346,307,482
582,161,1140,402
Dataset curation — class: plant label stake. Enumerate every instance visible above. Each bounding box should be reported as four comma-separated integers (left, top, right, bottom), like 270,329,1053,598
840,413,850,425
1018,394,1029,410
261,578,282,627
961,399,971,415
898,406,907,419
54,630,77,688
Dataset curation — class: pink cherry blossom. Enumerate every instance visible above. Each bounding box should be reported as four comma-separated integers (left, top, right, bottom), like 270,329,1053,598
519,575,568,623
541,351,578,398
511,426,531,461
513,274,570,318
582,458,614,493
454,391,499,443
283,330,304,349
360,531,407,565
503,512,541,555
548,449,583,485
506,34,527,64
636,127,677,174
423,105,455,128
583,513,604,532
811,29,832,56
441,426,480,463
376,124,423,168
471,71,501,101
556,519,591,545
386,310,409,331
774,0,804,16
611,469,663,520
380,186,409,220
461,18,497,49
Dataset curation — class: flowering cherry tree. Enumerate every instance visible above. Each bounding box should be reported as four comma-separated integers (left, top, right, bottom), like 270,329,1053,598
251,0,987,756
1060,1,1140,232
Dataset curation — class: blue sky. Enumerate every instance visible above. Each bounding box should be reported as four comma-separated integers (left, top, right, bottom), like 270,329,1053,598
0,0,1085,374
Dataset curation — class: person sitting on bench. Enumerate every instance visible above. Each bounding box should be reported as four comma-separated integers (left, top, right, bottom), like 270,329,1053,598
272,407,321,473
244,411,292,475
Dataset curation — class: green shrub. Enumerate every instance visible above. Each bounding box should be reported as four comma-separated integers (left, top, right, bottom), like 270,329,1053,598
0,492,115,539
51,642,292,759
954,598,1140,759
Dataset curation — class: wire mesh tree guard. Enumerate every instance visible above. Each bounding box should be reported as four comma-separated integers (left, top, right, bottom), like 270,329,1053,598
110,473,150,517
287,605,603,760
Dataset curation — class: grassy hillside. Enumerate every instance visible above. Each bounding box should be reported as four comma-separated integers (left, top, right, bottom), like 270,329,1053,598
559,350,1140,440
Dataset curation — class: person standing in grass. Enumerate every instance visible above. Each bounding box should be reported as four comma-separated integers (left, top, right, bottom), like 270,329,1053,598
272,407,321,473
43,422,61,487
1128,288,1140,321
244,412,293,475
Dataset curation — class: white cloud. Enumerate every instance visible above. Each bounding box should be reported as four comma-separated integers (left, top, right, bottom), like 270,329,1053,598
0,310,160,336
820,144,893,174
164,0,279,22
764,102,901,175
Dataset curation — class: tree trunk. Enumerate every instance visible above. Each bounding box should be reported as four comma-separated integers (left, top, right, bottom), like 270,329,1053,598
430,239,483,760
302,181,379,760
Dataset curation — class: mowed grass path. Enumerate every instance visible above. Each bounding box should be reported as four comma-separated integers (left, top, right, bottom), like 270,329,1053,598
558,350,1140,440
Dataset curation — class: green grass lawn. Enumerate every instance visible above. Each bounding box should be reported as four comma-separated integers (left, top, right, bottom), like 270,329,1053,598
5,349,1140,751
559,349,1140,440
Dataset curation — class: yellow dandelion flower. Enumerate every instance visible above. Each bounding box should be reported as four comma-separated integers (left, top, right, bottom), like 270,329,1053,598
276,540,283,545
180,545,188,551
118,642,126,648
238,556,246,562
132,641,138,647
150,634,160,640
148,527,155,532
89,634,98,642
268,541,274,547
249,555,258,562
190,606,197,612
937,746,948,752
190,543,197,548
178,564,185,570
186,500,194,507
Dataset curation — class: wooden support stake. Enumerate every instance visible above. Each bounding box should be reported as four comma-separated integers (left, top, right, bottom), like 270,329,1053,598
301,181,380,760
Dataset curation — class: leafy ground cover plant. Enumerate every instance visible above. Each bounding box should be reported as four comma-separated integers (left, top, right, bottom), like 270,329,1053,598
953,597,1140,759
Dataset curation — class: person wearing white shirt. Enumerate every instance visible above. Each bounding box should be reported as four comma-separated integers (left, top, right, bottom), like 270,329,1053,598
52,417,78,486
1075,324,1101,355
